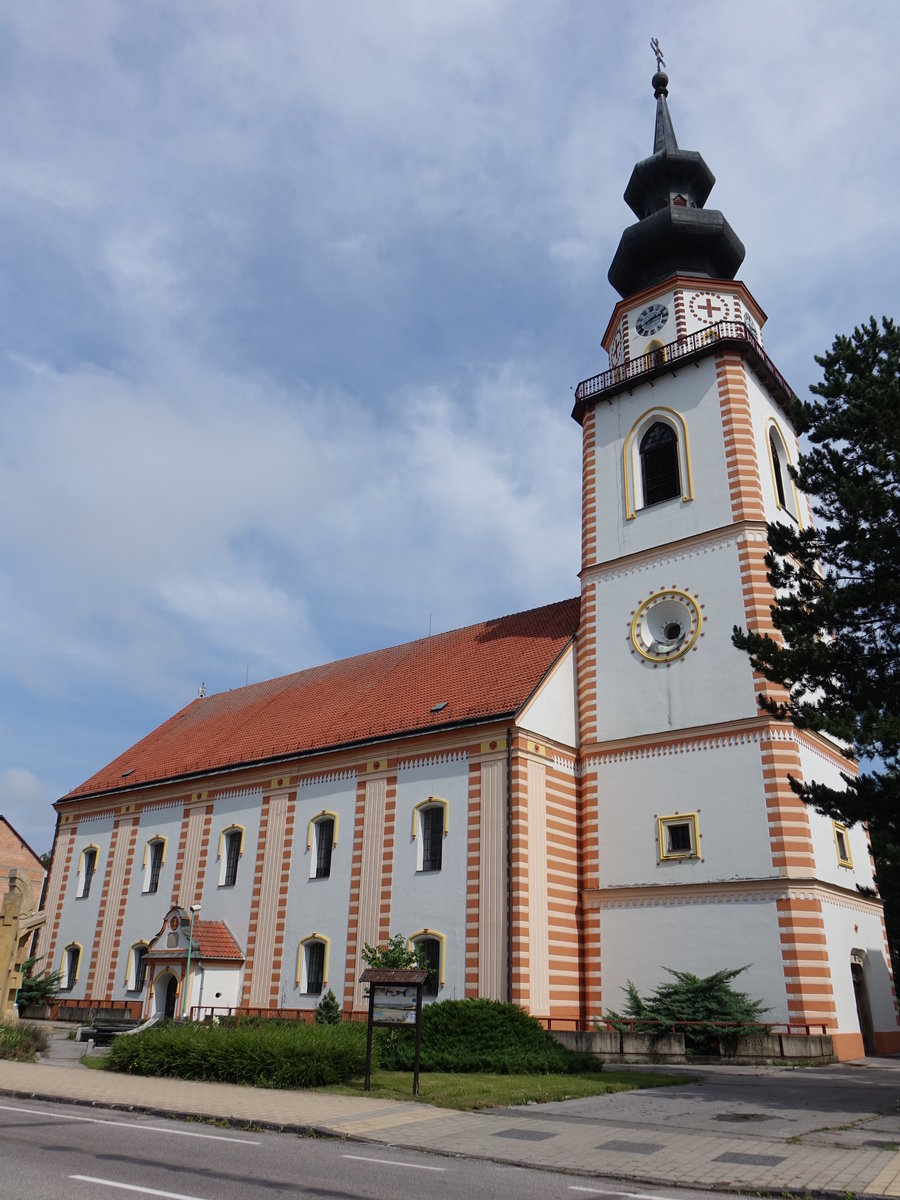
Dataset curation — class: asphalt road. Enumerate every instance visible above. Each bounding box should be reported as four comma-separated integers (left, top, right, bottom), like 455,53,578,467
0,1096,740,1200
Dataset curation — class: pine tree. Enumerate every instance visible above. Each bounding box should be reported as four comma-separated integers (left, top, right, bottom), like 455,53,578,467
733,316,900,963
314,988,342,1025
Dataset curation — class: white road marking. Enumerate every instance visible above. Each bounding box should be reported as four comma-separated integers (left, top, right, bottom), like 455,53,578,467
569,1189,664,1199
0,1102,260,1144
70,1176,208,1200
342,1152,446,1172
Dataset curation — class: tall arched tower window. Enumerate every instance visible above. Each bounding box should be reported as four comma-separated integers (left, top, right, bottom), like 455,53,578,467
766,419,800,523
623,407,693,519
640,421,680,506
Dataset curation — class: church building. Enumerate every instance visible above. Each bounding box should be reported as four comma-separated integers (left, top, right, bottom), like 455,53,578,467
37,67,899,1060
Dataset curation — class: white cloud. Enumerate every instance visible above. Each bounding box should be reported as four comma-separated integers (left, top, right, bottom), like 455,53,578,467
0,0,898,853
0,769,54,855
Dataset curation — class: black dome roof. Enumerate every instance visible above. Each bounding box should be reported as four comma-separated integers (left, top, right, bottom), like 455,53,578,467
608,70,745,299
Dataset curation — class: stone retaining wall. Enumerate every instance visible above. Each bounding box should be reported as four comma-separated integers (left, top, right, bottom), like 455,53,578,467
553,1028,835,1065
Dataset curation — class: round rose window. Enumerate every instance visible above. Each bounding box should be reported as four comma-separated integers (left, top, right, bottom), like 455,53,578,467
630,589,702,663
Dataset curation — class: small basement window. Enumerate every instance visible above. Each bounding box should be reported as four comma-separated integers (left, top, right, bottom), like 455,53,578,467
657,813,700,861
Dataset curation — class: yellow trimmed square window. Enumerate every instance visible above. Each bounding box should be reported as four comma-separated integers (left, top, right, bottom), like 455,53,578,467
833,822,853,868
657,813,700,861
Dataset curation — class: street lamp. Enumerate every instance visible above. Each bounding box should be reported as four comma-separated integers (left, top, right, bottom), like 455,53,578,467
181,903,201,1020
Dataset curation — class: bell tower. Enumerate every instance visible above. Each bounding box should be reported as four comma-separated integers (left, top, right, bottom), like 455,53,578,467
574,57,898,1059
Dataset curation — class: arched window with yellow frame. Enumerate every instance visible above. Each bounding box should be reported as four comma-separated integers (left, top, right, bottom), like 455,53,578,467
217,824,245,887
307,811,339,879
765,418,801,524
142,836,167,894
60,942,82,991
125,941,150,991
408,929,445,997
75,845,100,899
623,407,694,520
297,934,330,995
411,797,448,872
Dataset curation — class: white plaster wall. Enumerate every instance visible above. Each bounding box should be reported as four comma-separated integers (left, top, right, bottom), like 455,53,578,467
392,754,469,1000
799,743,876,891
53,815,114,997
745,372,802,528
519,644,578,748
198,787,263,949
590,537,759,741
598,896,791,1023
282,772,356,1010
820,897,896,1032
113,803,185,1000
590,356,733,565
194,963,242,1013
594,738,775,888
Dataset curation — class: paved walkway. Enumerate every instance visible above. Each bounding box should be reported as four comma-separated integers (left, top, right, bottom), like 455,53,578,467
2,1035,900,1197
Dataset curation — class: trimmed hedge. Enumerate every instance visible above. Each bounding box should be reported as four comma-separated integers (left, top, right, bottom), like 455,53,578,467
108,1019,367,1088
377,999,602,1074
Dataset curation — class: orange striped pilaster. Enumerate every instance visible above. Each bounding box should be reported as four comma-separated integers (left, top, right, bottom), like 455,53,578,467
546,762,581,1021
465,762,482,998
267,795,297,1008
776,895,837,1028
241,794,272,1006
342,773,368,1013
83,816,125,999
41,822,76,967
101,818,139,1000
508,738,531,1009
581,407,598,572
577,585,598,746
578,767,602,1018
376,771,397,946
716,351,765,523
760,733,815,877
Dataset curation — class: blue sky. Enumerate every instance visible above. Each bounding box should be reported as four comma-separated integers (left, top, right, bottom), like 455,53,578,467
1,2,898,855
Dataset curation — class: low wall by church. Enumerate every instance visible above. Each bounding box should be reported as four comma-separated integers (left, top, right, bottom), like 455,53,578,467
552,1028,835,1065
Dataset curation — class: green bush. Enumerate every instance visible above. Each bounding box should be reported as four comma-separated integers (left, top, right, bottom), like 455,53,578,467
108,1018,367,1088
16,956,61,1007
0,1022,49,1062
377,998,602,1075
605,966,769,1054
314,989,342,1025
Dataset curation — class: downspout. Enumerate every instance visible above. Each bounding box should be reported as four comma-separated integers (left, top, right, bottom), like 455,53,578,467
506,727,513,1006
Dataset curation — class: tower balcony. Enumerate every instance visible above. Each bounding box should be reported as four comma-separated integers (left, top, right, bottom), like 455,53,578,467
571,319,796,425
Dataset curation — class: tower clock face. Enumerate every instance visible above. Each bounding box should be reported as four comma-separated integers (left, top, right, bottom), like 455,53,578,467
635,303,669,338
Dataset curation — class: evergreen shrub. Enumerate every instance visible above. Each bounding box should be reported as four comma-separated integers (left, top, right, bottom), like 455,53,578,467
605,967,768,1054
108,1018,367,1087
377,998,602,1074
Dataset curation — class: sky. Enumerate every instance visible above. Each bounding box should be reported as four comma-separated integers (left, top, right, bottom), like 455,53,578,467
1,1,897,856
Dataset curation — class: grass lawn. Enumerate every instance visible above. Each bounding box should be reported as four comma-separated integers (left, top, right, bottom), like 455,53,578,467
320,1068,687,1111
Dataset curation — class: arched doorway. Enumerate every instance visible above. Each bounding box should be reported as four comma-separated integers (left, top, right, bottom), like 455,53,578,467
153,972,179,1019
851,952,876,1055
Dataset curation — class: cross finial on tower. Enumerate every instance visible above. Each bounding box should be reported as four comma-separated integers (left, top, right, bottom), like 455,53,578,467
650,37,666,72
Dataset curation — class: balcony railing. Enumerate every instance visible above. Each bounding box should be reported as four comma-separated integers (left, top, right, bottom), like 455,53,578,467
573,319,796,414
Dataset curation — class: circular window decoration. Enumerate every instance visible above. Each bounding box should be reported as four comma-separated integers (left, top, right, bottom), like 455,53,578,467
630,589,703,663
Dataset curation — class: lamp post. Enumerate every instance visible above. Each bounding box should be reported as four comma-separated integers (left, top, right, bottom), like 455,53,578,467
181,903,201,1020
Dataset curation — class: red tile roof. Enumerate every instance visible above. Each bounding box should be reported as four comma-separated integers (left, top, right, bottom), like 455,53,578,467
194,920,244,961
63,597,580,800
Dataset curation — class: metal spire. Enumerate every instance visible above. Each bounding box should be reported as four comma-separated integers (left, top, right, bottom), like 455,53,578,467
650,39,678,153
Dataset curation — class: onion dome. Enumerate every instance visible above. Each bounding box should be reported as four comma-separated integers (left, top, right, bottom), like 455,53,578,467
608,70,745,299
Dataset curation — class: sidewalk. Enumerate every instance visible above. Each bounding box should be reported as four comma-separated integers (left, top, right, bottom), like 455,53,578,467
2,1046,900,1197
